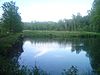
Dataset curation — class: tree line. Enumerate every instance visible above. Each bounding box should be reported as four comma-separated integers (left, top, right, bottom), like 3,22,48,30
23,13,91,31
23,0,100,33
0,0,100,35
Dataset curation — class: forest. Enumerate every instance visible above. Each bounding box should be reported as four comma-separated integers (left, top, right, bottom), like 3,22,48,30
0,0,100,35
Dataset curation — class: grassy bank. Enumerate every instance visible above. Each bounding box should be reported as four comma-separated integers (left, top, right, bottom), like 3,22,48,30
23,30,100,38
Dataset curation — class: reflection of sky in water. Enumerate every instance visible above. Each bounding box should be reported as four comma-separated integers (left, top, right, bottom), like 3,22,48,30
18,40,92,75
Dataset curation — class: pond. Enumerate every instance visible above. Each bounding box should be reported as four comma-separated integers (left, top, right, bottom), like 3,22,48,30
0,37,100,75
18,38,100,75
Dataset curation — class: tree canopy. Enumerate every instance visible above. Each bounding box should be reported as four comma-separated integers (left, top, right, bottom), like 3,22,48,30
1,1,22,33
90,0,100,32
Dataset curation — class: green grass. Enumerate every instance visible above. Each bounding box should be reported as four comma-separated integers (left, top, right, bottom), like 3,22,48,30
23,30,100,38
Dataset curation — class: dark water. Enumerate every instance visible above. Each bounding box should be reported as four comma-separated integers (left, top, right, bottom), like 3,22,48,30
0,37,100,75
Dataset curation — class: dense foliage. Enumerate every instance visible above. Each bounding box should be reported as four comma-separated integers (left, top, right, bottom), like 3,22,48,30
90,0,100,32
0,1,22,34
23,14,91,31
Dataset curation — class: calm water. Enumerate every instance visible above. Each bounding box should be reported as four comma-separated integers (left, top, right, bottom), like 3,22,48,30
18,38,100,75
0,37,100,74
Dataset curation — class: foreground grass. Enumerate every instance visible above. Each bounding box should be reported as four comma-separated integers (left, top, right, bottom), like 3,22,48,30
23,30,100,38
0,57,94,75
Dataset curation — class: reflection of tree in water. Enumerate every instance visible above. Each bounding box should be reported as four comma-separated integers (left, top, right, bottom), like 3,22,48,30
84,38,100,74
0,37,49,75
0,37,23,75
71,38,100,74
71,38,84,54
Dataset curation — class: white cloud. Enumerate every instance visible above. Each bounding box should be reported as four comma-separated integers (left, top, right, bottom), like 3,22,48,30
20,3,91,22
0,0,93,22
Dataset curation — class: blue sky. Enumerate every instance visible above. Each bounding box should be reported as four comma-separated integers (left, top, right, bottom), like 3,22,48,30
0,0,94,22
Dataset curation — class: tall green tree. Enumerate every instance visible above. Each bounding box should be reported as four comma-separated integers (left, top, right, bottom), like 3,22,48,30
1,1,22,33
90,0,100,32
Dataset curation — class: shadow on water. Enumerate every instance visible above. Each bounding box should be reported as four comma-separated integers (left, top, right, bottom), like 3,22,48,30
0,35,49,75
0,36,100,75
0,35,23,75
65,37,100,75
84,38,100,75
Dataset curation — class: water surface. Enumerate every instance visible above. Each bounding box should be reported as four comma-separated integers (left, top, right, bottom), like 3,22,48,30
18,38,95,75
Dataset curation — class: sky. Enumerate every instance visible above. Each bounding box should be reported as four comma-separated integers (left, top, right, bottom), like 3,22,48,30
0,0,94,22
